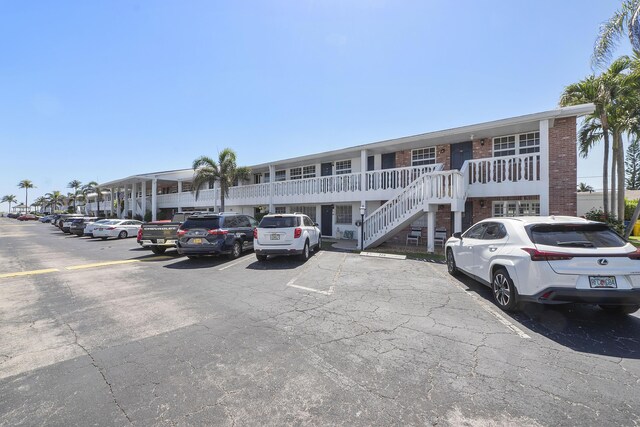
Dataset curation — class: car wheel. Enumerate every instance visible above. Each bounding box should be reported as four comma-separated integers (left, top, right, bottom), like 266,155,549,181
598,304,640,314
492,268,519,312
118,231,127,239
228,241,242,259
299,241,310,262
446,248,458,276
101,237,108,241
315,236,322,252
151,246,166,255
187,255,199,260
256,254,268,262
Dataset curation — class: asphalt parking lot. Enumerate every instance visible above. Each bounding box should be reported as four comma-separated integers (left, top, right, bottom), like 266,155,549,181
1,218,639,426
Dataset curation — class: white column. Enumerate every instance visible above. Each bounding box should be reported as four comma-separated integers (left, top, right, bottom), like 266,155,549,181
177,181,183,213
130,184,135,217
426,209,436,253
360,149,367,206
539,119,550,215
151,179,158,221
141,181,147,219
268,164,275,213
110,188,114,216
454,211,462,233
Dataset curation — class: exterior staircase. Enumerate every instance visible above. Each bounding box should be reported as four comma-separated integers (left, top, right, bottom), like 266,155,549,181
362,170,466,249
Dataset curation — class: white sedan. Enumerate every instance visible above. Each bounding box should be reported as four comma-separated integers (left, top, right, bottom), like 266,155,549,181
445,216,640,315
93,219,143,240
84,219,112,237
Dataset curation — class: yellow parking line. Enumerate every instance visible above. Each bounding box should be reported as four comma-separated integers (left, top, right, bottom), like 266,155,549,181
0,268,60,278
65,260,140,270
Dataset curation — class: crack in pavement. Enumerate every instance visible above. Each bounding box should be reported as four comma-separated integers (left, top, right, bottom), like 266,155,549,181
63,322,133,424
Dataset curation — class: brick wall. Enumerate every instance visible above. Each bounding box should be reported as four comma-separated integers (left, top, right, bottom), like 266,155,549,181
548,117,577,215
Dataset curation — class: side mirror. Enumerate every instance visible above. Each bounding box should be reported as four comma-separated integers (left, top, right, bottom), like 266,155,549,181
453,232,462,239
314,222,319,227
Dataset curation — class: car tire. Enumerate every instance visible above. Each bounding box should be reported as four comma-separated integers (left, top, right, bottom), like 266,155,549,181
117,231,127,239
299,241,310,262
187,255,199,260
151,247,166,255
492,268,519,312
256,254,268,262
315,236,322,252
101,237,108,241
598,304,640,314
228,241,242,260
446,248,459,276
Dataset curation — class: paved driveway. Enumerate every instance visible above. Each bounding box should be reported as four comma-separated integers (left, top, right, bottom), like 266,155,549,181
0,218,639,426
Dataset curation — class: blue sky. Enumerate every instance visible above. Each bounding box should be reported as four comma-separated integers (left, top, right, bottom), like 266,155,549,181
0,1,629,210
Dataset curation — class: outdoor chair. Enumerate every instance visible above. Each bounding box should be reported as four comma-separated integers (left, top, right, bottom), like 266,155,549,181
433,227,447,247
406,227,422,246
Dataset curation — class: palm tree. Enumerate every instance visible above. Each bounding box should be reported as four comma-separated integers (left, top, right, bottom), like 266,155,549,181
577,182,595,192
192,148,251,212
82,181,101,215
2,195,18,214
560,57,632,218
593,0,640,68
44,191,64,213
17,180,35,214
67,179,82,213
32,196,47,213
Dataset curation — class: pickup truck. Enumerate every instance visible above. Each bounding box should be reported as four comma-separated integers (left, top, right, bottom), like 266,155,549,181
138,212,205,254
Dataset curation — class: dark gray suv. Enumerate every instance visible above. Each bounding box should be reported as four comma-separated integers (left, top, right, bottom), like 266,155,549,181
176,213,258,260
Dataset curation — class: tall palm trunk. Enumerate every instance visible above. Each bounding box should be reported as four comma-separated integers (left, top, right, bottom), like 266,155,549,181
617,132,626,221
602,114,611,216
612,136,618,217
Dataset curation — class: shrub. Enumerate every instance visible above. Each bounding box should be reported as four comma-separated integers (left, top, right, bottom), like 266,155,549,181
584,208,624,234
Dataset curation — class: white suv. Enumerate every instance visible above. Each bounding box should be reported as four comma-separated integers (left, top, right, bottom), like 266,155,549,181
445,216,640,314
254,213,321,262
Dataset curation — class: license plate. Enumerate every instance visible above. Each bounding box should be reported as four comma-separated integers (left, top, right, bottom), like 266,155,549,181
270,234,280,240
589,276,617,288
157,239,165,244
192,238,202,244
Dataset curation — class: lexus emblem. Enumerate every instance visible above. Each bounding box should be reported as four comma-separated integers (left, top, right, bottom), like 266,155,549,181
597,259,609,266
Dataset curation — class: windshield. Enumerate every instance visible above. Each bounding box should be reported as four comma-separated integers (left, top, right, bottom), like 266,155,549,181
259,216,300,228
528,223,627,248
181,218,220,230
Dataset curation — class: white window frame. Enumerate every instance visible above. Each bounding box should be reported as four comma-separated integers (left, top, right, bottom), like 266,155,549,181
411,148,436,166
493,132,540,157
303,165,316,179
492,199,540,217
274,206,286,214
291,205,316,221
290,167,302,180
335,160,352,175
275,170,286,182
335,205,352,224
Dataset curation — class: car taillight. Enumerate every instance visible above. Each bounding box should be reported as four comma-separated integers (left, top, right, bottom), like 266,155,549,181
137,229,143,240
107,227,116,230
628,248,640,259
521,248,573,261
208,229,228,235
177,229,187,237
294,227,302,238
253,228,258,239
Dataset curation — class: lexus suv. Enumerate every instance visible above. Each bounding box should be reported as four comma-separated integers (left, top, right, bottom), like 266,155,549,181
254,213,321,262
176,213,258,260
445,216,640,314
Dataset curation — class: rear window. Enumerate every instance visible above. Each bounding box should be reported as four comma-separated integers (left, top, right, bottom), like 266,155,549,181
529,224,627,248
181,218,221,230
259,216,300,228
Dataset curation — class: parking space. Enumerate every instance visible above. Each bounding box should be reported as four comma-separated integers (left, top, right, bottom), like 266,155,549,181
1,218,640,426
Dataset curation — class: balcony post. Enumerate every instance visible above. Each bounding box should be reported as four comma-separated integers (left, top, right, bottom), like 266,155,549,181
268,164,275,213
177,181,183,213
360,149,367,204
141,181,147,218
426,209,436,253
151,178,158,221
539,119,550,215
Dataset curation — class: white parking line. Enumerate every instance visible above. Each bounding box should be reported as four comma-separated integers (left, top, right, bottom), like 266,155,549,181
432,265,531,339
285,252,336,295
218,256,253,271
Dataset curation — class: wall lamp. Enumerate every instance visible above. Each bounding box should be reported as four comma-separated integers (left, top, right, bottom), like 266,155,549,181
480,138,486,146
479,199,486,208
439,148,446,154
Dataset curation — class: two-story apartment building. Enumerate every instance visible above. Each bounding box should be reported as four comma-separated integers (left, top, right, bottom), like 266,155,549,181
88,103,594,252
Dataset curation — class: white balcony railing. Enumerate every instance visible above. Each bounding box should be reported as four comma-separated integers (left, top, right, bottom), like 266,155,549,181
465,153,541,197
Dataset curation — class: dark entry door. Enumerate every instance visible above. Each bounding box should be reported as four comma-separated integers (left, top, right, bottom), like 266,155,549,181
451,200,474,234
321,162,333,176
381,153,396,169
381,153,396,189
450,141,473,170
321,205,333,236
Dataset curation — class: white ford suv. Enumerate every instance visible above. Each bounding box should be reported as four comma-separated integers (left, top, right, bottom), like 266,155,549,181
445,216,640,315
254,213,322,262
